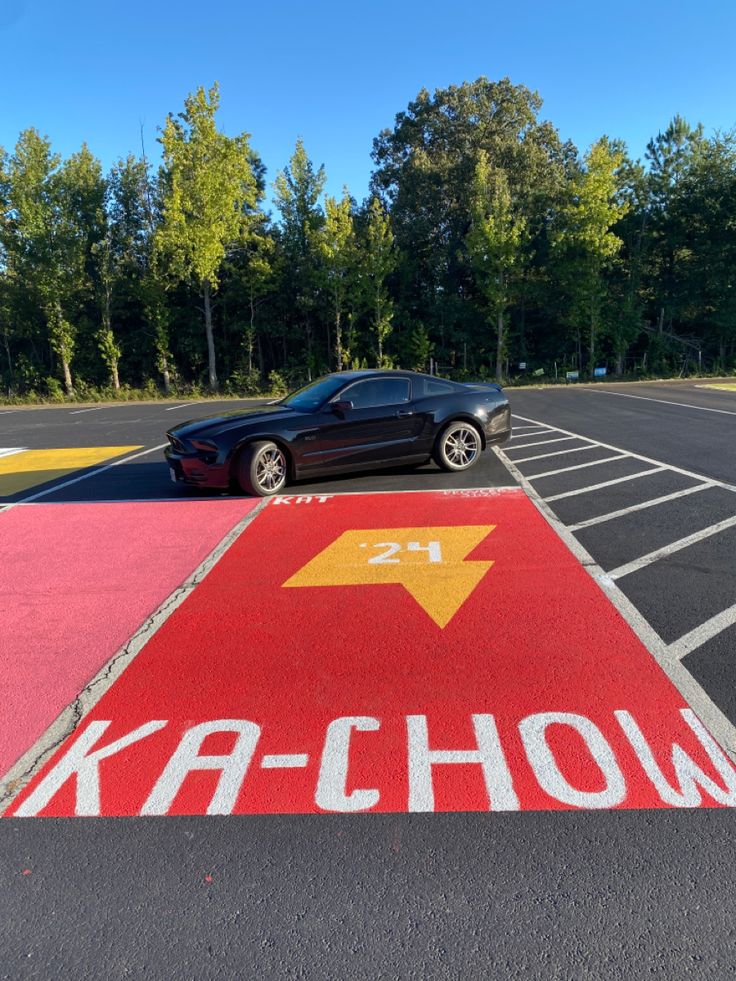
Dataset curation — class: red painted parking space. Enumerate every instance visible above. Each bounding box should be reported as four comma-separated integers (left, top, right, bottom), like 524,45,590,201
0,499,258,780
8,489,736,816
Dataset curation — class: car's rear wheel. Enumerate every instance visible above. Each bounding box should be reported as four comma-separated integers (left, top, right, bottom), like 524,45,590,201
234,441,288,496
433,421,482,472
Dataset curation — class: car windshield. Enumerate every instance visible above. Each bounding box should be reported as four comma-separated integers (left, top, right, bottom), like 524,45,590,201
280,375,347,411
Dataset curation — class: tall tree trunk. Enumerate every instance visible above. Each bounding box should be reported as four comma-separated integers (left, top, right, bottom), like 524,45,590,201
2,327,12,384
589,294,596,373
203,279,218,392
305,322,313,381
248,287,256,375
335,307,343,370
495,311,504,383
61,356,73,397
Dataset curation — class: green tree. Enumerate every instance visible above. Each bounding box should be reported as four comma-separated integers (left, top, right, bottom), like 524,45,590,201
371,77,572,368
466,152,527,382
319,189,356,370
156,83,261,391
552,138,629,371
274,139,326,379
2,130,101,395
359,197,396,366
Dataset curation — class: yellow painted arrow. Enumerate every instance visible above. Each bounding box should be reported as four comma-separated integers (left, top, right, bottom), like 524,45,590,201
283,525,495,628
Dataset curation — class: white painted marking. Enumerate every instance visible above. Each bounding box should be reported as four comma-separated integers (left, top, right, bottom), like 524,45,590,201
512,443,599,465
670,603,736,661
164,403,197,411
406,714,518,813
586,388,736,417
315,717,381,812
0,447,25,458
0,410,19,415
510,424,553,431
509,429,551,439
526,455,628,481
607,515,736,581
493,445,736,763
69,407,103,415
545,468,667,502
511,413,736,493
506,435,581,451
568,483,715,531
141,720,261,816
260,754,309,769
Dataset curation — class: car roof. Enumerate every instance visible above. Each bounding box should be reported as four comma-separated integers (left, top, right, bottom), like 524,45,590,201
326,369,445,382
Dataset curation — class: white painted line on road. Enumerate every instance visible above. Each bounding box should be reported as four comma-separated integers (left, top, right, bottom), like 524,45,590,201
568,483,715,531
511,444,599,465
670,603,736,661
164,403,198,411
0,443,169,509
607,515,736,581
509,428,552,439
69,407,103,415
512,413,736,493
506,435,583,451
0,447,26,458
510,424,552,432
0,410,19,415
493,445,736,763
260,754,309,769
545,468,668,502
586,389,736,417
526,455,627,481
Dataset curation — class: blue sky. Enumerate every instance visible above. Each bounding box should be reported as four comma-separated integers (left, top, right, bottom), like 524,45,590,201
2,0,735,211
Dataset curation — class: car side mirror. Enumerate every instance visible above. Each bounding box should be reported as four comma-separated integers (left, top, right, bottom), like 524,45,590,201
331,399,354,414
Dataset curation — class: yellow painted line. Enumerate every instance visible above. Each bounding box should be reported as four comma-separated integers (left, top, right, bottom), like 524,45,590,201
697,383,736,392
0,446,142,496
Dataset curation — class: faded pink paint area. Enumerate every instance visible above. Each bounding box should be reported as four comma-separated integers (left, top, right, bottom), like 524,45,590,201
0,499,258,778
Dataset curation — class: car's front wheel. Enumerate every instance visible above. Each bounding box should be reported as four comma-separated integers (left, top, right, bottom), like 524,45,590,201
433,421,482,472
234,441,288,496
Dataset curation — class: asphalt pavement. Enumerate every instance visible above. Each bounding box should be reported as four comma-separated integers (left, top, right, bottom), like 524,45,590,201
2,380,736,979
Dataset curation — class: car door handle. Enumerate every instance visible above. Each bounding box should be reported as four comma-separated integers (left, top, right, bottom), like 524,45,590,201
395,409,414,418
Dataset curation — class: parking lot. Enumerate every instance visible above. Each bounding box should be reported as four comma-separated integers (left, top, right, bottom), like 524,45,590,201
2,380,736,978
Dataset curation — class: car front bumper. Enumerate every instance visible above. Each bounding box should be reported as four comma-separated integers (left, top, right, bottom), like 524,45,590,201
164,445,231,489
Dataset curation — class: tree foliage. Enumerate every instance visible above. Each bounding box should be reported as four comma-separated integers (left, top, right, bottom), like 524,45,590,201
1,78,735,402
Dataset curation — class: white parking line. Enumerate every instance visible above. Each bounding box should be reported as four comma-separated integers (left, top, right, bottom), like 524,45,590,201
164,403,198,411
511,444,599,465
607,515,736,581
506,435,582,451
526,455,627,481
512,413,736,493
0,447,26,458
493,444,736,761
544,467,668,502
510,424,552,432
670,603,736,661
586,389,736,417
568,482,715,531
69,407,104,415
509,429,551,439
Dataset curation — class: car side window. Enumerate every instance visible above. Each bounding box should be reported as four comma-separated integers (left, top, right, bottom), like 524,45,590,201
340,378,411,409
419,378,456,396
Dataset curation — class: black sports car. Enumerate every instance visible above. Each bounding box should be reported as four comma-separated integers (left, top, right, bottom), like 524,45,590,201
165,370,511,496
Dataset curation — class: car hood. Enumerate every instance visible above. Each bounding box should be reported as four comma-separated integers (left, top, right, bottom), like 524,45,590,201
168,404,305,441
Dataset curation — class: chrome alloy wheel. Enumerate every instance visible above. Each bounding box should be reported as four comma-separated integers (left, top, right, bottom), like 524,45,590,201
443,425,480,468
255,446,286,492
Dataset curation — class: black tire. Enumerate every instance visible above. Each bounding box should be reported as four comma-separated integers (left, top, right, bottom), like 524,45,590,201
233,441,288,496
433,421,483,472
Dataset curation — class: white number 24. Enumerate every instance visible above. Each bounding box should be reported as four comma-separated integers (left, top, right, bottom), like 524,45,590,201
367,541,443,564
